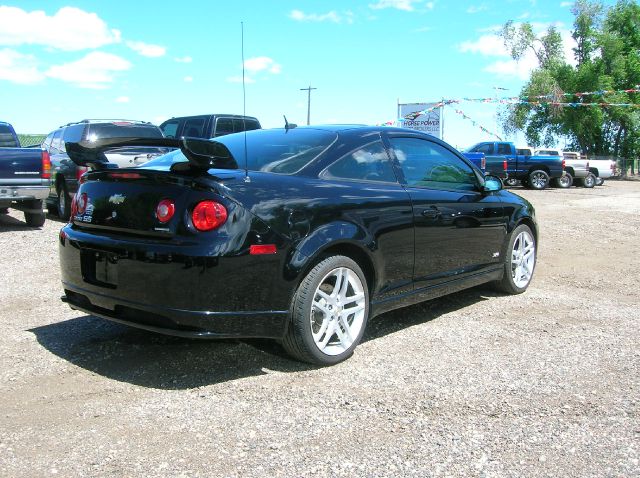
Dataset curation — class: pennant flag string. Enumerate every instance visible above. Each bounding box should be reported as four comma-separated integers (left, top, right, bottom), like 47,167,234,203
446,105,503,141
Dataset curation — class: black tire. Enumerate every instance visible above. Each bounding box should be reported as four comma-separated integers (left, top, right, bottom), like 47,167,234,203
493,223,536,295
282,255,369,365
578,173,596,188
595,176,605,186
24,200,45,227
57,182,71,219
552,172,573,188
504,178,519,187
527,170,550,190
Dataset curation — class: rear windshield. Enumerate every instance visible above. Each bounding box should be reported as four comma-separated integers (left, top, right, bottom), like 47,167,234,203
142,128,337,174
86,123,164,141
0,124,18,148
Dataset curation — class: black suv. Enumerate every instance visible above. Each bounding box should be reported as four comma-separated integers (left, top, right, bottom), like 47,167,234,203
159,114,261,139
43,120,164,219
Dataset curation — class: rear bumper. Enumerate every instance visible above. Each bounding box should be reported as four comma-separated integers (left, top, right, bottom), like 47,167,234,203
0,185,49,201
62,286,288,339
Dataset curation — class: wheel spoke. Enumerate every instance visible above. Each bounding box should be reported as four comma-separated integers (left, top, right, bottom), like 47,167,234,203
338,268,351,297
318,321,336,350
335,321,352,349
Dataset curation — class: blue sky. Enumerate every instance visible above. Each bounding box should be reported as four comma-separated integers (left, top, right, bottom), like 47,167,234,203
0,1,616,148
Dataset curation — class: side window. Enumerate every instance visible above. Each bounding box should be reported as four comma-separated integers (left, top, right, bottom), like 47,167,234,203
42,132,55,151
497,143,510,155
232,118,260,133
183,118,205,137
161,120,180,138
389,137,478,191
214,118,234,137
323,141,397,183
50,129,65,153
475,143,494,154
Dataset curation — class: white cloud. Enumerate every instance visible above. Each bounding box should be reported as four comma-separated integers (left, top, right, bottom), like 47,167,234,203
183,76,193,82
227,75,255,84
0,6,120,51
175,56,192,63
0,48,44,84
290,10,342,23
467,5,488,14
369,0,423,11
126,41,166,58
46,52,131,89
115,96,130,103
459,34,507,56
244,57,281,74
560,1,573,7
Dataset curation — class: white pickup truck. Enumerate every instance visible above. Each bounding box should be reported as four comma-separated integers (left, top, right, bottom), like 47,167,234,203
559,151,595,188
587,156,617,186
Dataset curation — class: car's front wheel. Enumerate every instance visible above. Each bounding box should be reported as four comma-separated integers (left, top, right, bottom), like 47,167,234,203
504,178,519,187
553,172,573,188
494,224,536,294
283,255,369,365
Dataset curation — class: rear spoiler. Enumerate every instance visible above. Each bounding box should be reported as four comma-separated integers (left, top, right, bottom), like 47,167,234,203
65,137,237,173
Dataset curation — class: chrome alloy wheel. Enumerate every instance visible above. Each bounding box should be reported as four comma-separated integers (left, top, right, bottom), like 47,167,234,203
310,267,366,356
559,175,572,187
531,172,548,189
511,230,536,288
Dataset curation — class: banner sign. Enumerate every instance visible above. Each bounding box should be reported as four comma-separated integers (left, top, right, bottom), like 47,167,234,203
398,102,441,138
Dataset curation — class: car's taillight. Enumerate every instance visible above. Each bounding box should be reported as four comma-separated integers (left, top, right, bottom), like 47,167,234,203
503,160,507,171
192,200,227,231
76,192,88,214
562,159,566,169
76,166,88,182
41,150,51,179
70,194,78,217
481,156,486,170
156,199,175,223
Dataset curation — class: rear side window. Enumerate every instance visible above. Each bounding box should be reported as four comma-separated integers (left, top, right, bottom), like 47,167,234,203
323,141,397,183
497,143,511,155
182,118,206,137
214,118,234,137
474,143,494,154
85,123,164,141
0,124,18,147
51,129,65,153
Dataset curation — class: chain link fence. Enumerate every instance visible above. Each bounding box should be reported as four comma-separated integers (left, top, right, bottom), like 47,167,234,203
590,155,638,177
17,134,46,148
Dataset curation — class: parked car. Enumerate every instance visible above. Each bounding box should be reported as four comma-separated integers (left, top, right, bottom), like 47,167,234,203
558,151,595,188
159,114,261,139
43,120,167,219
465,141,564,190
586,156,617,186
0,121,50,226
59,125,538,365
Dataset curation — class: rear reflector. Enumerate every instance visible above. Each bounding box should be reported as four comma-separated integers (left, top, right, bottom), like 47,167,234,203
156,199,175,223
250,244,277,255
41,150,51,179
192,200,227,231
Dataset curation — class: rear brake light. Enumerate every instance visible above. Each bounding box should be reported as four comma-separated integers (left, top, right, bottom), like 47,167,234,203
156,199,175,223
70,194,78,217
562,159,566,169
108,172,143,180
41,150,51,179
76,166,88,182
76,193,88,214
503,160,507,171
481,157,486,170
191,200,227,231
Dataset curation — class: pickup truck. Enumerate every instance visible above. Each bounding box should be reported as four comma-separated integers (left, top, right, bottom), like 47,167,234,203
465,141,564,190
461,151,508,179
0,121,50,227
159,114,261,139
587,156,617,185
557,151,594,188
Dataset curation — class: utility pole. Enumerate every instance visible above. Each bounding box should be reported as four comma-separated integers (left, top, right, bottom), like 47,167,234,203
300,85,317,125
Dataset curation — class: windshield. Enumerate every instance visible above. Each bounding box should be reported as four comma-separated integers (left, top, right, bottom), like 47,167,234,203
142,128,337,174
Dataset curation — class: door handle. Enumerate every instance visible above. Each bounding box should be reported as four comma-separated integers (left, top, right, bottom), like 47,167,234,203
421,207,440,219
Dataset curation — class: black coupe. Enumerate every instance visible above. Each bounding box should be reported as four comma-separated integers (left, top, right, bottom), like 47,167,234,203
59,125,537,365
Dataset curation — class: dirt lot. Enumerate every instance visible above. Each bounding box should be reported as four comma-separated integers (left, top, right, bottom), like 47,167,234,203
0,181,638,477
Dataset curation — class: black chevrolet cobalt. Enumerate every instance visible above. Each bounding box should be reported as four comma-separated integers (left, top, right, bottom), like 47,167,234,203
59,125,537,365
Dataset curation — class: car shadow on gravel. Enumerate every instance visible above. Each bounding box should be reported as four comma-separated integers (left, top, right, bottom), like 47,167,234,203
29,286,497,390
0,213,40,231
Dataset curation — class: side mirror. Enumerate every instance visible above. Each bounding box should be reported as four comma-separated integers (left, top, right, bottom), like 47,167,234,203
483,175,503,192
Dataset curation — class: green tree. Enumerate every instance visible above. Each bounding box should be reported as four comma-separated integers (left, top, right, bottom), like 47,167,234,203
500,0,640,171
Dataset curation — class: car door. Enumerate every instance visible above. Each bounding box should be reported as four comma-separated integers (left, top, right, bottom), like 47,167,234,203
385,134,506,290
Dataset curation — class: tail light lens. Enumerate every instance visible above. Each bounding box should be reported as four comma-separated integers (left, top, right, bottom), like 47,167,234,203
156,199,175,223
503,160,507,171
192,200,227,231
562,159,566,169
41,150,51,179
70,194,78,218
76,192,88,214
76,166,88,182
481,156,486,170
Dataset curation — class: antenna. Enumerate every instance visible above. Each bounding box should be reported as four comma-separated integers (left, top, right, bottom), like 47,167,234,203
241,22,249,182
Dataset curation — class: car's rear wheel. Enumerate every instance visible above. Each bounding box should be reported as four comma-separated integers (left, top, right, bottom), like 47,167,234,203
494,224,536,294
553,172,573,188
24,200,45,227
504,178,519,187
578,173,596,188
57,182,71,219
527,170,550,190
282,255,369,365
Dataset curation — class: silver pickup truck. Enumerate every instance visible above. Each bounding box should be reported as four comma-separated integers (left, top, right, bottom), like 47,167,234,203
587,156,617,185
534,149,595,188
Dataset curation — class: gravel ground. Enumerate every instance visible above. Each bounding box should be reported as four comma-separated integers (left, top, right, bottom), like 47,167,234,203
0,181,639,477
